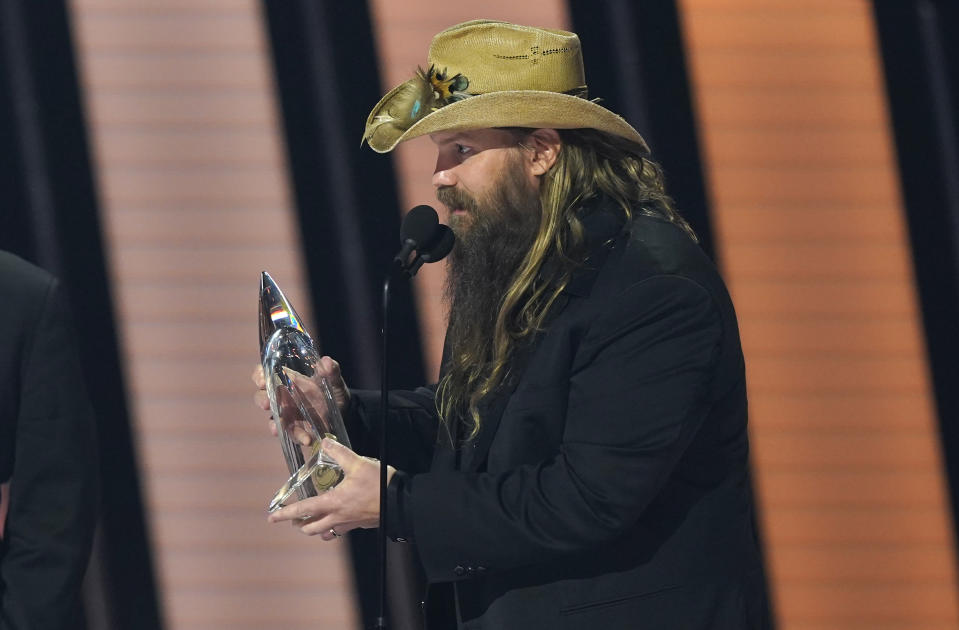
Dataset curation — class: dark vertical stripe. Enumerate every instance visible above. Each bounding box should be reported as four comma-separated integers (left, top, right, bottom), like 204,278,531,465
0,3,164,629
568,0,717,262
0,9,33,262
0,1,60,271
567,2,774,625
261,2,427,628
873,0,959,554
260,1,425,391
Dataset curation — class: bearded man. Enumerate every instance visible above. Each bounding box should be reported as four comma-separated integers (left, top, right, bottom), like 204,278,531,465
261,20,767,630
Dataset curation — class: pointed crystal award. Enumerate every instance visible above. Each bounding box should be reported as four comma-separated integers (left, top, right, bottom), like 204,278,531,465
259,271,351,512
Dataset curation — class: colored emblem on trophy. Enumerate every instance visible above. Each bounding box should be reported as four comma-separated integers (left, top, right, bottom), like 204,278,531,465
258,271,352,512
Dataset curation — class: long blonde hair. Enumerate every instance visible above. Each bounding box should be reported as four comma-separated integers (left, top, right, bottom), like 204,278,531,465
437,128,695,440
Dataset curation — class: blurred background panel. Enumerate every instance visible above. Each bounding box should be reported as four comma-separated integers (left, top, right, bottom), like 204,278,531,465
68,0,357,629
0,0,953,628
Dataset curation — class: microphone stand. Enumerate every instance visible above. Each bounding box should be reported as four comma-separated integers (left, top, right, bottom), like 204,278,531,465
375,219,453,630
376,266,396,630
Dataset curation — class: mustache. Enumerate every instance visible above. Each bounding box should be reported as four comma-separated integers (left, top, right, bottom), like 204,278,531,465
436,186,478,213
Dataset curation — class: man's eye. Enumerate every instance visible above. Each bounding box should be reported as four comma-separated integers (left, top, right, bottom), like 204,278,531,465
455,144,471,155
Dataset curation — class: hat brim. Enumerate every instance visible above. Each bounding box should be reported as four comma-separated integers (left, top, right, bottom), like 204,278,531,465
364,88,649,154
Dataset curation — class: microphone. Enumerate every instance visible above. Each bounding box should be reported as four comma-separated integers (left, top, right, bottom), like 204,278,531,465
394,205,439,268
406,225,455,277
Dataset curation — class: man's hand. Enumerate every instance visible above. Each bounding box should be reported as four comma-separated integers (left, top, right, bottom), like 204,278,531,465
267,438,395,540
252,356,351,437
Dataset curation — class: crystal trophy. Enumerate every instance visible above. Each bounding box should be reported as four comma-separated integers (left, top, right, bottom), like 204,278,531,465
259,271,352,513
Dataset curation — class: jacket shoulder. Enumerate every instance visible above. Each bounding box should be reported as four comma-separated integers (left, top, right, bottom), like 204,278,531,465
0,251,55,301
0,252,58,365
620,215,720,285
596,215,746,397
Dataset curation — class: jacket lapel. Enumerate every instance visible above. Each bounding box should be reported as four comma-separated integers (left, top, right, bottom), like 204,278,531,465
459,316,557,472
430,332,459,472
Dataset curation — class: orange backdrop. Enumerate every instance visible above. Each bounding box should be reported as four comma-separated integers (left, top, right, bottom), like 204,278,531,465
67,1,959,628
681,1,958,628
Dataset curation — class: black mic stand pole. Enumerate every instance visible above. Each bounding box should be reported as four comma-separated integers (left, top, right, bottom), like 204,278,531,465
375,211,451,630
375,265,397,630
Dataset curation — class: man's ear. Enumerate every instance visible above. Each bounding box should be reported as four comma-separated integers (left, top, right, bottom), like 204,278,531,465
524,129,562,176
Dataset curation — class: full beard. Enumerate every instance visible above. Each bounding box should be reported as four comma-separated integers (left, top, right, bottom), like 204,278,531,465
439,155,542,413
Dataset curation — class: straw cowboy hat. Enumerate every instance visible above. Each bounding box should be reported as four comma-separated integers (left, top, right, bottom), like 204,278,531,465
361,19,649,154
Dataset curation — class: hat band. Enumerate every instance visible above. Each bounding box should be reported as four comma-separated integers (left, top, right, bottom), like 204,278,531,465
372,65,589,136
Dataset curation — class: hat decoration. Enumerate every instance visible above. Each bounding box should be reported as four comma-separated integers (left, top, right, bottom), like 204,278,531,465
367,65,472,143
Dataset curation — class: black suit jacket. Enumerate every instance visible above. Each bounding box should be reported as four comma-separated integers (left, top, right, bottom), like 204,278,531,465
0,252,98,630
351,209,767,629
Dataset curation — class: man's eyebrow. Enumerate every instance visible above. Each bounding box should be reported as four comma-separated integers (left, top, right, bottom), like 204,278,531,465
435,133,470,145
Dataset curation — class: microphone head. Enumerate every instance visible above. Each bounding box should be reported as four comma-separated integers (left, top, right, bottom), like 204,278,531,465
421,225,456,262
400,205,439,245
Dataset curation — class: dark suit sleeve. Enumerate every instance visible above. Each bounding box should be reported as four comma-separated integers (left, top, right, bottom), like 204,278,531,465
347,386,439,474
406,275,723,581
0,279,98,630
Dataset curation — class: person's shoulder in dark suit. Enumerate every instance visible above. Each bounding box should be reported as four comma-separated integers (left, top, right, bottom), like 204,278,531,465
0,250,98,630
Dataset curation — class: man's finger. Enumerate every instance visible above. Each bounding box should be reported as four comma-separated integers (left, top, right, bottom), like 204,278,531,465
303,516,349,540
294,425,313,446
254,390,270,411
320,437,356,467
252,364,265,388
268,499,323,524
318,356,340,379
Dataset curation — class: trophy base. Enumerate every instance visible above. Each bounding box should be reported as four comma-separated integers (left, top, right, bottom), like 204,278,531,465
268,458,344,513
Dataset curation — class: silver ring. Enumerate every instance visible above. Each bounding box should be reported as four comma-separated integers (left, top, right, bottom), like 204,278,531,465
330,527,341,538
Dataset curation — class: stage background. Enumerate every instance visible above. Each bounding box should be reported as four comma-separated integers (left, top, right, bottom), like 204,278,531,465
1,1,955,629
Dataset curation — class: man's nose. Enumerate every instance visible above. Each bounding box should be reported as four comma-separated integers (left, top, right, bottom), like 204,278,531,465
432,158,457,188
